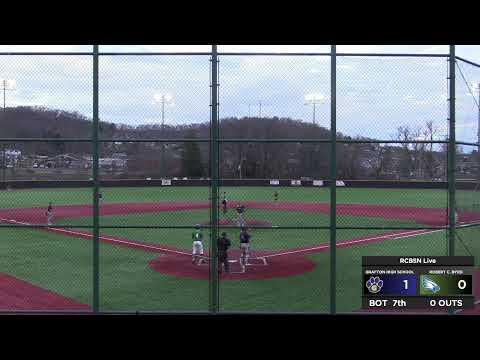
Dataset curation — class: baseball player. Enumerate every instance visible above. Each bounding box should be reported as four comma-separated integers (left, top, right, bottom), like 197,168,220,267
235,203,246,228
45,202,54,226
274,191,279,203
192,224,204,265
221,192,228,215
239,227,251,267
217,232,231,274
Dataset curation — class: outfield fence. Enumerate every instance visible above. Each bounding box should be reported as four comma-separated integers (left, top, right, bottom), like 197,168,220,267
0,45,479,314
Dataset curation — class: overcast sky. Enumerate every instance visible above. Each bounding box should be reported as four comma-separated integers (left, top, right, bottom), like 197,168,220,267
0,45,479,145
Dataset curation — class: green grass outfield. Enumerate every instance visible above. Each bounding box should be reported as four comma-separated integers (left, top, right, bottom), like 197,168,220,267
0,186,453,208
0,186,478,313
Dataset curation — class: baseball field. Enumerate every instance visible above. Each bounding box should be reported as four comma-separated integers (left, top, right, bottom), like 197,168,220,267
0,186,479,313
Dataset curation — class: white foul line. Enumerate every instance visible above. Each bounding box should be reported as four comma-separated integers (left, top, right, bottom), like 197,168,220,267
50,227,193,256
265,219,480,258
0,217,192,257
264,229,439,258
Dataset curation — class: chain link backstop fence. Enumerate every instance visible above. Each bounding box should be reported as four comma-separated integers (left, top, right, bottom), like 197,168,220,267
0,45,478,313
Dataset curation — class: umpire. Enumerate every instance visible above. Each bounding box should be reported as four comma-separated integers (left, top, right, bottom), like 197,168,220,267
217,232,231,274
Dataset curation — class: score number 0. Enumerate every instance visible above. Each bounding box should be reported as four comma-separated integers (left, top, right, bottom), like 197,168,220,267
403,279,467,290
458,279,467,290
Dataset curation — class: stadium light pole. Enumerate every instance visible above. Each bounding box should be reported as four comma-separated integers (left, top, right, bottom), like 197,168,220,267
1,79,16,110
154,93,174,178
304,93,325,125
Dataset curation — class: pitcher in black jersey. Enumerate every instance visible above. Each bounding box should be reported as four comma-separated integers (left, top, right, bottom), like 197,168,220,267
235,203,246,228
45,202,54,226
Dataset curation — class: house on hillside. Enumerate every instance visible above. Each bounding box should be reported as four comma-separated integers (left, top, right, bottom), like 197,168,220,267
99,157,127,169
457,152,480,179
0,149,22,167
23,154,92,169
35,154,86,169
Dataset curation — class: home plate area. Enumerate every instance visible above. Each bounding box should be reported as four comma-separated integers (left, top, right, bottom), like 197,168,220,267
197,255,268,274
149,249,317,281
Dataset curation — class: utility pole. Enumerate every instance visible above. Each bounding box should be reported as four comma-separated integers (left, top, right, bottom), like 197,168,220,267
305,93,324,125
258,101,262,118
312,102,317,124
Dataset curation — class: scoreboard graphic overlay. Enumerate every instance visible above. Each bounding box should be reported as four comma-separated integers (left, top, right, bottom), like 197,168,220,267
362,257,475,310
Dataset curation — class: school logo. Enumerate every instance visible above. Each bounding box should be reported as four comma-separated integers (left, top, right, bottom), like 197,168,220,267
421,277,440,294
366,276,384,294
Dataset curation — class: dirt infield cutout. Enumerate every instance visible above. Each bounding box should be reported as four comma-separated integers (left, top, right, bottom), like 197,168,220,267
0,273,90,311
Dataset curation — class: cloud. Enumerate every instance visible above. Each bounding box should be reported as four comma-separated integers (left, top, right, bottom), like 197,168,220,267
218,45,329,53
0,45,90,52
420,45,448,54
100,45,211,53
0,45,478,143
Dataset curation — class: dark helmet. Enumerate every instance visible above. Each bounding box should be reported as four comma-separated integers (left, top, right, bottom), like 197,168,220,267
195,224,201,230
221,232,227,237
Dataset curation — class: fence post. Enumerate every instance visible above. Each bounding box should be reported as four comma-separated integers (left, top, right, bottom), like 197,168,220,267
210,44,219,313
330,45,337,314
92,44,100,312
448,45,456,258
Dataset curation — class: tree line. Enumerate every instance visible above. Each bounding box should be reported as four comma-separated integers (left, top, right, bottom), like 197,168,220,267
1,106,470,180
